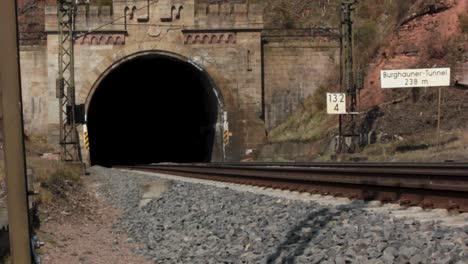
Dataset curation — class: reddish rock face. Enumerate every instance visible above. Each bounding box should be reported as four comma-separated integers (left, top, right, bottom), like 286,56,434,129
16,0,46,45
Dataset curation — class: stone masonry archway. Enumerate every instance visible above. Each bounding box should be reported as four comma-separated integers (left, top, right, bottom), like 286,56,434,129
85,51,224,166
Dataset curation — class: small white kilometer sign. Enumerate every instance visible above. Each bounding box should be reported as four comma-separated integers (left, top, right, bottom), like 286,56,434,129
381,68,450,88
327,93,346,114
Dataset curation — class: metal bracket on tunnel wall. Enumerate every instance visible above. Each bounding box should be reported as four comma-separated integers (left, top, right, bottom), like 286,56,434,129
222,111,232,160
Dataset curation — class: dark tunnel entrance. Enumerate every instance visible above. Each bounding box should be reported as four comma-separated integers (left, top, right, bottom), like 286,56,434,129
87,53,220,167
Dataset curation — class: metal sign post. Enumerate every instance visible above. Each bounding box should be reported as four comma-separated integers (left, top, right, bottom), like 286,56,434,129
437,87,442,151
0,0,34,262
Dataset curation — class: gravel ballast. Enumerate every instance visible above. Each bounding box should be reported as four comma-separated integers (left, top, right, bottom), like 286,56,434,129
89,167,468,264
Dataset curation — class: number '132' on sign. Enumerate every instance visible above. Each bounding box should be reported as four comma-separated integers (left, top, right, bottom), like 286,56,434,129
326,93,346,114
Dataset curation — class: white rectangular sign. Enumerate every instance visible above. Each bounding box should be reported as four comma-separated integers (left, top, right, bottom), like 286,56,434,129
327,93,346,114
381,68,450,88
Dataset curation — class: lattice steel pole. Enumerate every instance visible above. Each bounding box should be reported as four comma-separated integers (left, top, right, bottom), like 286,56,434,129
57,0,81,162
340,0,358,153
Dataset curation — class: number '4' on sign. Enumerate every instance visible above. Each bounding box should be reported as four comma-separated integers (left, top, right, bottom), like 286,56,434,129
326,93,346,114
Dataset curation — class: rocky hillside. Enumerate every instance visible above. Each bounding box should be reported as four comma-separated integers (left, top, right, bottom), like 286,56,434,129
260,0,468,162
361,0,467,108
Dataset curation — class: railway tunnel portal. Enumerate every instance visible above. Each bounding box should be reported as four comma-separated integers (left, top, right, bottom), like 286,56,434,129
18,1,340,164
86,52,222,166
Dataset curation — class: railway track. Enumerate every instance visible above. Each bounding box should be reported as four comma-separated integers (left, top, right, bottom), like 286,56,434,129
119,163,468,212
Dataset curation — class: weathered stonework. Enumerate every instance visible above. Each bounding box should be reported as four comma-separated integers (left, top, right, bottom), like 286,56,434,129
20,45,48,135
17,0,46,45
76,34,126,45
184,32,237,45
263,31,340,130
20,0,264,162
19,0,339,162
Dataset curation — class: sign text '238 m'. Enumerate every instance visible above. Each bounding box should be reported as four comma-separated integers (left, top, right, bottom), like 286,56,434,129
381,68,450,88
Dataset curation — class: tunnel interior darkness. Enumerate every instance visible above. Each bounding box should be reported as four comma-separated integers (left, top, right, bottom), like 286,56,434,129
87,54,219,166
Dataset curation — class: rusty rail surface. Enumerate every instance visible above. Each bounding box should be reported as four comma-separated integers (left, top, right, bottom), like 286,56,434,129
120,163,468,212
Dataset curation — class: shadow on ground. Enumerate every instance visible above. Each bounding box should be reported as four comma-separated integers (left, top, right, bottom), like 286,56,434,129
266,201,365,264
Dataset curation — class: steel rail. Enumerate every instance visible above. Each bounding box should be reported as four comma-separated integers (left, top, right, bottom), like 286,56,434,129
157,162,468,169
120,163,468,211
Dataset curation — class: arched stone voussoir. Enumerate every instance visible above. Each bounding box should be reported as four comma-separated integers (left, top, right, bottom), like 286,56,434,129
140,42,160,52
110,48,129,62
76,81,94,103
96,57,114,73
122,44,141,57
167,45,192,59
84,50,228,110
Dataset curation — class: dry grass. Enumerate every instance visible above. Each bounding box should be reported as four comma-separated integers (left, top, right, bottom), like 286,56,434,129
306,130,467,162
28,158,82,205
25,135,56,156
314,130,468,162
358,130,468,162
268,66,340,144
311,85,328,112
1,135,81,206
0,157,82,262
269,111,334,143
25,135,82,205
352,0,413,70
27,135,73,204
268,94,337,143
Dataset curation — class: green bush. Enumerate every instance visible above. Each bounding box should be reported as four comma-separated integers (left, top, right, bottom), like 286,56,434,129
354,21,379,69
355,21,377,49
311,85,328,111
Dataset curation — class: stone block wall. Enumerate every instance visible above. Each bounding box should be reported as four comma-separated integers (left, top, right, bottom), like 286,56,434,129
45,3,120,32
17,0,46,45
20,46,49,136
37,0,266,161
193,2,263,30
17,0,340,161
263,33,340,130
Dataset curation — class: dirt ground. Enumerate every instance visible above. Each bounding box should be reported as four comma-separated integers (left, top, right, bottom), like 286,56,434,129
38,177,150,264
